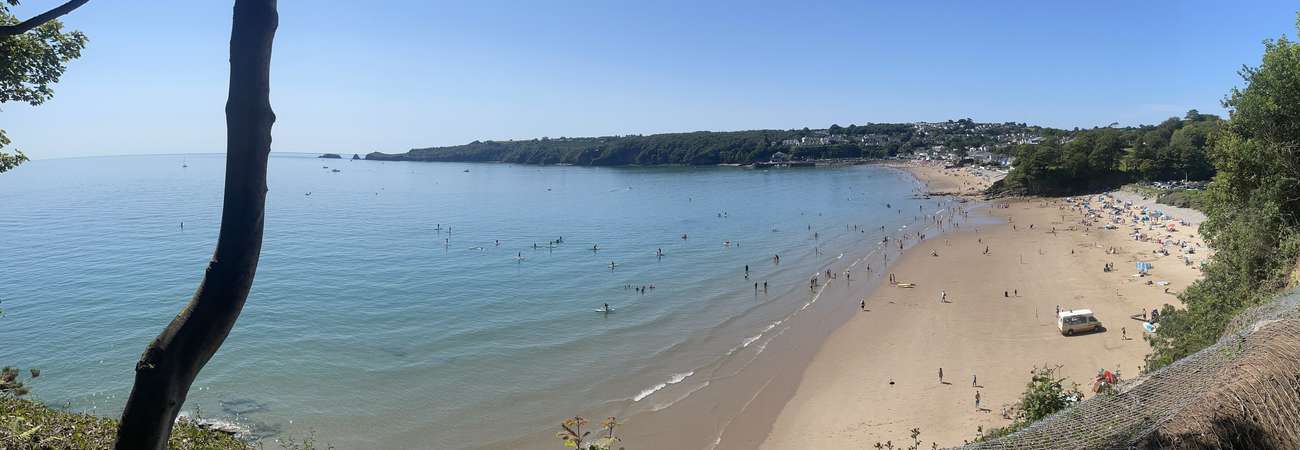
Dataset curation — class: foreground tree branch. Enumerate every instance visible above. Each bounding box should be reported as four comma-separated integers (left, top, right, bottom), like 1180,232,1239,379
113,1,277,449
0,0,89,36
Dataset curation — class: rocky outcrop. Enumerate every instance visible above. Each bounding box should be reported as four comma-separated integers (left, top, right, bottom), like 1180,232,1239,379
364,152,408,161
318,153,342,159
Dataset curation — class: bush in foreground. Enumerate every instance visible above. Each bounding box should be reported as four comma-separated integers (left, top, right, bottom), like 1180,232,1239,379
976,366,1082,441
0,396,251,450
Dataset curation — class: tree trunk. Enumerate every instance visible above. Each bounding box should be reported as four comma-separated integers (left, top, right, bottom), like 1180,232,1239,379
114,1,277,449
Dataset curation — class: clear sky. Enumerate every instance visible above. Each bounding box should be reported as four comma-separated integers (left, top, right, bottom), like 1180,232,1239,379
4,0,1298,159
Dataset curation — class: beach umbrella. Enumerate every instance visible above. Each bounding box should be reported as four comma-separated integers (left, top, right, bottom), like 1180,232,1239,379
1136,261,1153,273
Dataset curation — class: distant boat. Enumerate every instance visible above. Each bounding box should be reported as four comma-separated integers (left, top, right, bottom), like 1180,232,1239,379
463,169,470,173
331,168,341,173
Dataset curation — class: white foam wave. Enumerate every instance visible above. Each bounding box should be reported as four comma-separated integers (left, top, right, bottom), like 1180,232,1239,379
633,383,667,402
651,380,710,412
633,371,695,402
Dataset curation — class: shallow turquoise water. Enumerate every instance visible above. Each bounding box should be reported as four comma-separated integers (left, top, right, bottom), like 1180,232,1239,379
0,154,929,448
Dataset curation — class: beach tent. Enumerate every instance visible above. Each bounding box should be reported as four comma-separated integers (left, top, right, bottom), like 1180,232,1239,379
1136,261,1153,274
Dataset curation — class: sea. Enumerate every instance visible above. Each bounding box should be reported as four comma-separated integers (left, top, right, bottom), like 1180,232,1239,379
0,153,939,449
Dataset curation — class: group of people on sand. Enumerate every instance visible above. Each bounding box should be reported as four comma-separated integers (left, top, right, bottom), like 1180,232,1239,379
935,367,985,409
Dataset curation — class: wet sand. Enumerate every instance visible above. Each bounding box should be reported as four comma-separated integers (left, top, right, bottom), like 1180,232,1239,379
486,167,968,450
487,165,1204,450
758,191,1204,448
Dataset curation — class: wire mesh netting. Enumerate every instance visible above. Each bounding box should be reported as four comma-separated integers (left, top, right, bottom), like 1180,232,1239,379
958,290,1300,449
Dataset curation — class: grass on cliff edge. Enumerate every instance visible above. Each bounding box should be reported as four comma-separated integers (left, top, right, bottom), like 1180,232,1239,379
1,396,252,450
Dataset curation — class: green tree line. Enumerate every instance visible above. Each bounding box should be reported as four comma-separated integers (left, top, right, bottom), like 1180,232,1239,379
366,120,1043,166
994,111,1222,196
369,130,895,165
1145,21,1300,370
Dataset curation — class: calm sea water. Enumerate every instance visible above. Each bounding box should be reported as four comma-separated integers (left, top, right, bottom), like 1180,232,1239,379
0,153,930,449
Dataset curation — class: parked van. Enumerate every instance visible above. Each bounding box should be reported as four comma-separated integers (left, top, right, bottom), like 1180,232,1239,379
1057,309,1103,336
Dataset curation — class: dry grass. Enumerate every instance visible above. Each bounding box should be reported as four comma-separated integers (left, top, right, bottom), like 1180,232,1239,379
1,396,252,450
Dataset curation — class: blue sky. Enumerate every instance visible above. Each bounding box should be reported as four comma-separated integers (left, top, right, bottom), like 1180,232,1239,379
4,0,1298,159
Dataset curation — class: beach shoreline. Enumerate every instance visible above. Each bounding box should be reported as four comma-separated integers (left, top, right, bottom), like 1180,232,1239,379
481,165,972,450
754,167,1207,449
481,163,1206,450
879,160,1005,197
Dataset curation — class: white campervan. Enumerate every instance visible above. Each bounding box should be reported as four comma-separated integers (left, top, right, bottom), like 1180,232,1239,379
1057,309,1103,336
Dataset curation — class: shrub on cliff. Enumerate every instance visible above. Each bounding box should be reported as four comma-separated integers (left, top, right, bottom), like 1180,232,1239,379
1145,17,1300,371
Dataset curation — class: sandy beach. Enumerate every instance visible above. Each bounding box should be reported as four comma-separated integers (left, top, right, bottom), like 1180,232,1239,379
757,167,1206,448
884,160,1005,196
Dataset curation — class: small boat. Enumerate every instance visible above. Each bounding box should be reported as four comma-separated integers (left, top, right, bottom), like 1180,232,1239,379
463,169,470,173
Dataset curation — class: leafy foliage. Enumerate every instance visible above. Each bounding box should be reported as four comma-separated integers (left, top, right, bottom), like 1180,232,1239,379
994,112,1222,196
977,366,1082,441
874,427,937,450
368,121,1043,166
1145,21,1300,371
0,396,252,449
0,0,88,173
0,367,38,397
556,416,624,450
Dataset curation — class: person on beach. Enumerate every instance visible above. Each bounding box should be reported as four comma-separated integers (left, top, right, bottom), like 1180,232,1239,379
754,282,758,293
763,281,768,293
940,290,947,303
939,367,944,383
861,298,866,311
972,374,978,387
975,391,981,409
